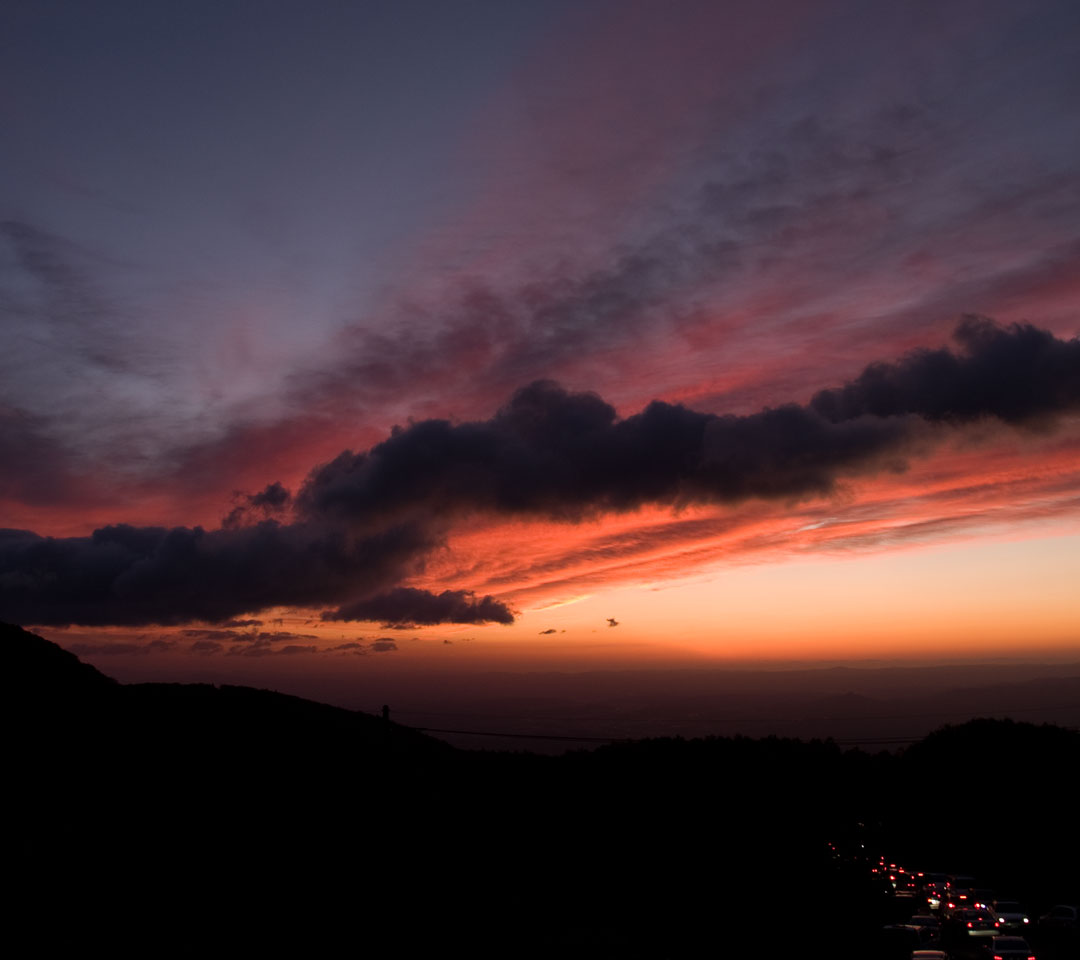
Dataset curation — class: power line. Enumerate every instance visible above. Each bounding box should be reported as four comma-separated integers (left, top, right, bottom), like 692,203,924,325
411,725,627,744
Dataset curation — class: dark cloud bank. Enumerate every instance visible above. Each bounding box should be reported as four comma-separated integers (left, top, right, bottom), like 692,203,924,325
1,318,1077,628
322,587,515,627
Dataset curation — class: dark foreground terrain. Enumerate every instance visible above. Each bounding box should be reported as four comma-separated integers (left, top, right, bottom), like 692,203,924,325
6,622,1078,957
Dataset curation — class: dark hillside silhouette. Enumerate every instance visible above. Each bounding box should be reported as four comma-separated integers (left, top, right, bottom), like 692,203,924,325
5,618,117,696
5,622,1078,957
889,717,1080,903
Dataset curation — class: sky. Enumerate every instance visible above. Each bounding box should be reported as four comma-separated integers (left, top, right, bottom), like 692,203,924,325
3,0,1080,698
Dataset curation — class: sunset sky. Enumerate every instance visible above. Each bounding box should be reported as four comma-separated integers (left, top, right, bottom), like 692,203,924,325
3,0,1080,693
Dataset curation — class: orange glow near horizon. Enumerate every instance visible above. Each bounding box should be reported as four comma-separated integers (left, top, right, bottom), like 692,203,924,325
20,416,1080,673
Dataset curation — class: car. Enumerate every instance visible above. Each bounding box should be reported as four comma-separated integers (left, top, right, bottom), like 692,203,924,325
911,952,948,960
894,872,921,898
990,935,1036,959
943,907,1001,943
919,873,947,895
884,864,921,897
880,924,935,958
942,875,978,913
946,874,977,890
922,880,947,912
908,913,940,940
991,900,1031,933
1038,904,1077,930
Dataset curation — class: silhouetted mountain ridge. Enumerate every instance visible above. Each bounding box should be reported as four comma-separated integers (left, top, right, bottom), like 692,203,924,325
7,620,1079,957
1,619,116,697
2,621,449,758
